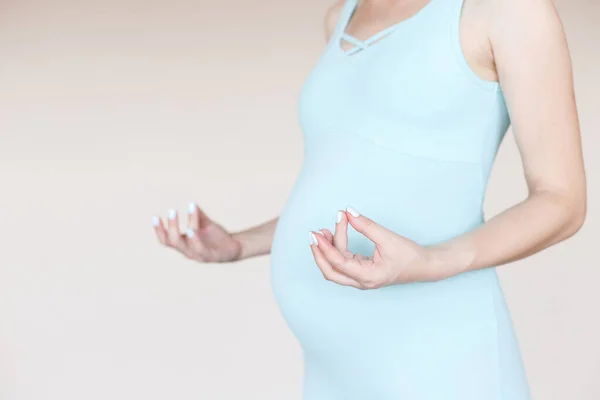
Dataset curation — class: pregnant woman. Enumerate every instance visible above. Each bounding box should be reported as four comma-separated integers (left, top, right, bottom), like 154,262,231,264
153,0,586,398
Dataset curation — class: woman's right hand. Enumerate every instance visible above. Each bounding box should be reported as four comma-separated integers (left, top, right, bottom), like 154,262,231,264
152,203,243,263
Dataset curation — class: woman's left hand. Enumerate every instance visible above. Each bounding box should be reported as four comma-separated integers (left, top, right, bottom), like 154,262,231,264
308,206,456,290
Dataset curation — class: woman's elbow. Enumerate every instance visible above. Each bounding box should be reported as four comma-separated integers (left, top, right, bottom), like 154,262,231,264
564,194,587,237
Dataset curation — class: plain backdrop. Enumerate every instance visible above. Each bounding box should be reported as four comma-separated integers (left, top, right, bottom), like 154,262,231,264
0,0,598,399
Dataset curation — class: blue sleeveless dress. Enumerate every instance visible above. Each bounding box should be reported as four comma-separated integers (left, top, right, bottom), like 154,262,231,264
269,0,532,398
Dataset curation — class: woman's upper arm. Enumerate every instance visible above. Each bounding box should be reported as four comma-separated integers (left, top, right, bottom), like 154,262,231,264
489,0,586,217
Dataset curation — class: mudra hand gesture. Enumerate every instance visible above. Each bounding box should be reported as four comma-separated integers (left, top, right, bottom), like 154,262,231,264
153,203,243,263
308,206,468,290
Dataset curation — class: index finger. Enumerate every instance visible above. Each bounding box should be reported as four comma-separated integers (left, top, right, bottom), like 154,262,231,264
312,231,373,282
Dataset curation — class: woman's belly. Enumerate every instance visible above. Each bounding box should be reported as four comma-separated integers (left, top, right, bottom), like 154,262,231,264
271,131,487,286
268,133,522,398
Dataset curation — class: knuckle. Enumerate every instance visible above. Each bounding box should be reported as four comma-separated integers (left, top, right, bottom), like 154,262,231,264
190,243,204,254
331,262,344,273
172,242,184,252
337,255,349,265
192,254,206,263
319,266,332,281
360,277,378,289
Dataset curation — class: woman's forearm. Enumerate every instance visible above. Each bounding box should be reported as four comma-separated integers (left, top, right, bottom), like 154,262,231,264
427,188,587,277
231,217,280,261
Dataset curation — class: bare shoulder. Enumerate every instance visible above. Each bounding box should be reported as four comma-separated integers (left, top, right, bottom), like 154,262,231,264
487,0,562,21
459,0,568,82
324,0,347,42
484,0,572,87
485,0,567,47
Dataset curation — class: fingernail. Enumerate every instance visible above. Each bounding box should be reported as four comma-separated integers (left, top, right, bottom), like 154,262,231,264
188,202,196,214
336,211,343,224
316,230,325,236
152,216,160,227
186,228,194,238
308,231,318,246
168,209,177,220
346,206,360,217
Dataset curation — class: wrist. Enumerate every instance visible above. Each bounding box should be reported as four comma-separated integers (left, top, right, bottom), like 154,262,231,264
424,242,475,280
230,231,249,262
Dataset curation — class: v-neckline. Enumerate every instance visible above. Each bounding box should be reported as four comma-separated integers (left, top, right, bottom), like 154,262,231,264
337,0,437,56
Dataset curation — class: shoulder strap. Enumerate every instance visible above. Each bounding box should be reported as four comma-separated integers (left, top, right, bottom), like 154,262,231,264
328,0,359,46
447,0,501,91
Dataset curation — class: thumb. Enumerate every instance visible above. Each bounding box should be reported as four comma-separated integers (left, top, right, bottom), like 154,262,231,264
188,202,213,230
345,206,392,246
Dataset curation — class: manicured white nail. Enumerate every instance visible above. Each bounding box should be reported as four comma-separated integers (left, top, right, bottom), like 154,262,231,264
152,216,160,227
308,232,318,246
316,230,325,236
168,208,177,220
336,211,343,224
188,202,196,214
186,228,195,238
346,206,360,217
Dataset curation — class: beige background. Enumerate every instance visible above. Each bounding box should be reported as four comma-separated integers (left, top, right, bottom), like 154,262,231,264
0,0,597,399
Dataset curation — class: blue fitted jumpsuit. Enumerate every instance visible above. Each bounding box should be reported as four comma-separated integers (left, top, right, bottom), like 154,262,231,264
269,0,532,398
